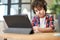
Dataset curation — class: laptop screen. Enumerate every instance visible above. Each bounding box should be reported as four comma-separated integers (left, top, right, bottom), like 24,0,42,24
3,15,32,28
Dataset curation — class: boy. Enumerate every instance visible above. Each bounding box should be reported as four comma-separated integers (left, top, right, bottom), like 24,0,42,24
31,0,54,33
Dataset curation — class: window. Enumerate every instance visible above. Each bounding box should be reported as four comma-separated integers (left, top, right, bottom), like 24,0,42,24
21,0,32,20
11,0,19,3
21,4,31,19
0,0,8,21
21,4,30,13
10,5,19,15
22,0,30,3
0,0,8,4
0,0,33,20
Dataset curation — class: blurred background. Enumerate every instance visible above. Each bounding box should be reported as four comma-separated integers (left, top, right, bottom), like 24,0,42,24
0,0,60,33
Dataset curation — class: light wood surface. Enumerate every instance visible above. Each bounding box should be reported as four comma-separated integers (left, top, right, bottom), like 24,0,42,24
0,33,60,40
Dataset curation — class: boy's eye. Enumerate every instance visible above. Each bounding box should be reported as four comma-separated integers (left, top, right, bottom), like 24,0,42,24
35,10,39,12
35,10,38,12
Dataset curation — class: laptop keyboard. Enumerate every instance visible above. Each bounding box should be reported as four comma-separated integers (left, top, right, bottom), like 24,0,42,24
3,28,32,34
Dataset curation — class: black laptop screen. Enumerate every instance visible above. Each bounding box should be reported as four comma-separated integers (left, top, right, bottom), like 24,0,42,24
3,15,32,28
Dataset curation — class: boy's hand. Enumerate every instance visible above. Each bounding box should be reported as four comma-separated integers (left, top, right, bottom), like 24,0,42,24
33,26,39,33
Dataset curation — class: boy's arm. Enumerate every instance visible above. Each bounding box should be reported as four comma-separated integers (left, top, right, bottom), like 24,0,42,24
38,27,54,33
38,15,54,33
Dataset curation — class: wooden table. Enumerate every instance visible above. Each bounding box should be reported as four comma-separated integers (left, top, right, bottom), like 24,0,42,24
0,33,60,40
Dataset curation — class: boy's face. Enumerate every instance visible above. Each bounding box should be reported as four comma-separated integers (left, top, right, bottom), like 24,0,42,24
34,7,46,18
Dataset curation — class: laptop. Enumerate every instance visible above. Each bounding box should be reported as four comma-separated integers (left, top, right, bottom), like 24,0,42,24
3,15,33,34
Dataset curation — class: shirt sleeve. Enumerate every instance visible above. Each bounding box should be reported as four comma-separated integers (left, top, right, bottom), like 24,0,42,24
31,16,38,26
49,15,54,29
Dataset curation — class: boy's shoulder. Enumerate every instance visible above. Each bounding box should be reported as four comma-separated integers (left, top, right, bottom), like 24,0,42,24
46,14,54,21
46,14,53,18
32,16,40,20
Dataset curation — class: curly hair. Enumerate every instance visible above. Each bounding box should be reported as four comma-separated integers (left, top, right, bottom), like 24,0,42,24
31,0,47,14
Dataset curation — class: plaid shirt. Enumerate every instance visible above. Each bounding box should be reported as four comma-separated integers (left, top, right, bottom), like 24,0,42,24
32,15,54,29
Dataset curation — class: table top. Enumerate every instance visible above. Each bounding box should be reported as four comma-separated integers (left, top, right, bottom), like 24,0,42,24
0,33,60,40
